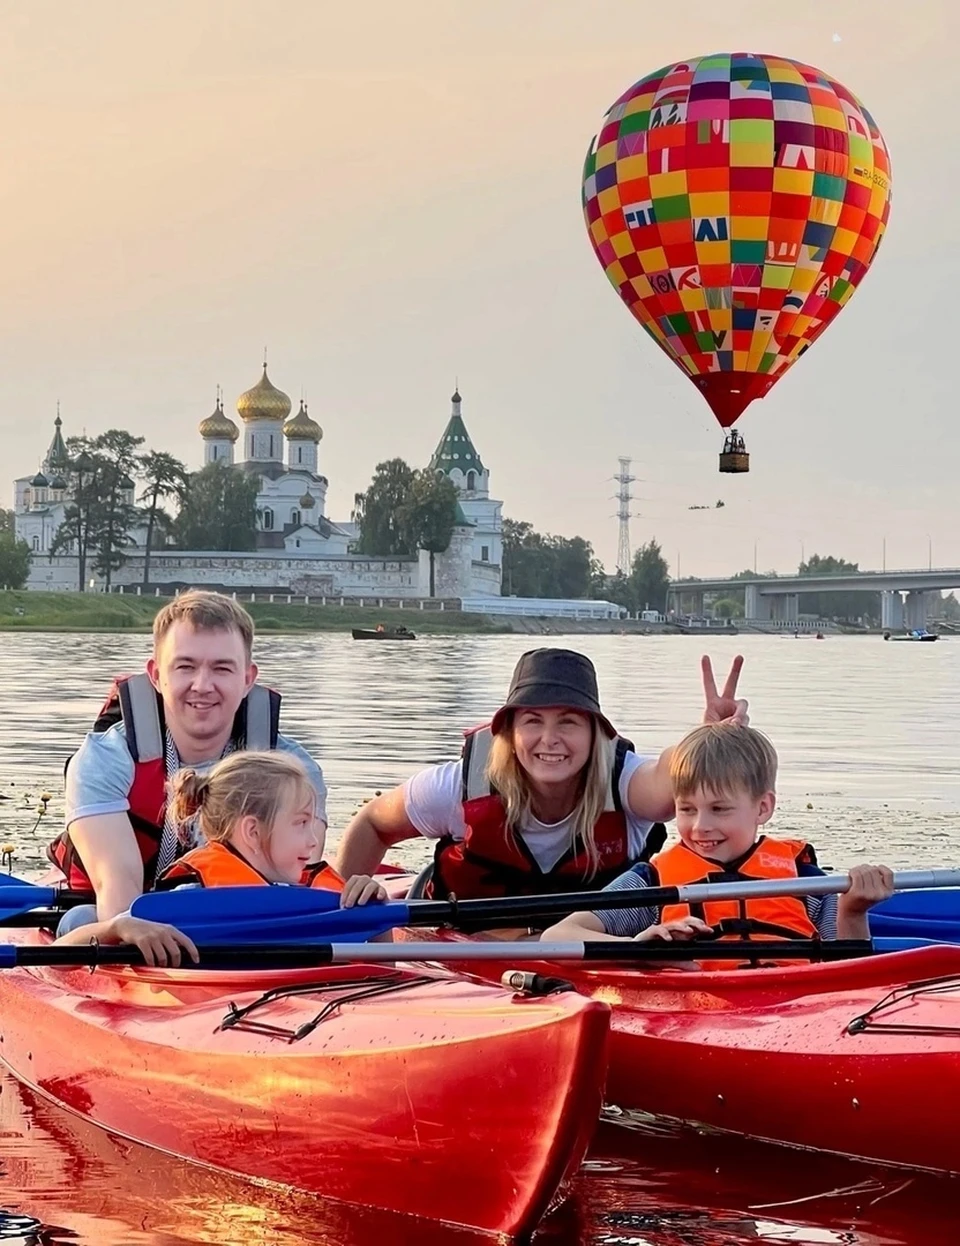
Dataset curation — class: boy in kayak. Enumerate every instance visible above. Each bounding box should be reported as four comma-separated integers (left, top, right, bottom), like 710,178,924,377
55,752,385,965
540,723,894,958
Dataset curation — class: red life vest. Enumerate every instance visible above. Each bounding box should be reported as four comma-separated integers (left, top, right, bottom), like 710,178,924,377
156,841,344,891
651,835,820,969
47,672,281,894
426,723,664,908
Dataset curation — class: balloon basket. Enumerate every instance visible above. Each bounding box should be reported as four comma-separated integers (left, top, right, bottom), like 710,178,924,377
719,450,750,473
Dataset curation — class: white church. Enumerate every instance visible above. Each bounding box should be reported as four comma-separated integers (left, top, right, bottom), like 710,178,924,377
13,367,503,599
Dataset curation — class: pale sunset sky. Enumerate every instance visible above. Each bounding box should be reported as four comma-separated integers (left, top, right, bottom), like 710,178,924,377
2,0,955,576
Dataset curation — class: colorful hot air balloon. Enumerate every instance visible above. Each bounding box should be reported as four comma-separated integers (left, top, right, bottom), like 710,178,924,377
581,53,892,472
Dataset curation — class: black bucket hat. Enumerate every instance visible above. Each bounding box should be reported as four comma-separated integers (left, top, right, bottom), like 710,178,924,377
491,648,616,738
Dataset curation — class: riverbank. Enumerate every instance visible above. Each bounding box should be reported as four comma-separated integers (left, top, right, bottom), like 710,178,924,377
0,590,509,635
0,591,878,636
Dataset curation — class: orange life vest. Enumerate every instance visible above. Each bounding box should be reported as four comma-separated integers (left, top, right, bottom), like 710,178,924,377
427,724,665,913
47,672,281,894
651,836,820,969
156,841,344,891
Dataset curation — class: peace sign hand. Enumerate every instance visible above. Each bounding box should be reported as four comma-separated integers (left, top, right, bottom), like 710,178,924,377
701,655,749,726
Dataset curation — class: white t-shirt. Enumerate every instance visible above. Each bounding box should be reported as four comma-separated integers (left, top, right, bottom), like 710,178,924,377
402,752,655,873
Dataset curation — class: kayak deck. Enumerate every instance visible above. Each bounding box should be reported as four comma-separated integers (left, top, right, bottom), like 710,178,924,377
0,932,609,1237
394,928,960,1174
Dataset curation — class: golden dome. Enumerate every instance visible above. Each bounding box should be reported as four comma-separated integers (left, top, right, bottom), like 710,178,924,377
284,399,323,442
199,399,239,442
299,490,316,509
236,365,292,423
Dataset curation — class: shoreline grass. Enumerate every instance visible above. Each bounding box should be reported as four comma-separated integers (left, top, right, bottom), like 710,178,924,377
0,590,509,635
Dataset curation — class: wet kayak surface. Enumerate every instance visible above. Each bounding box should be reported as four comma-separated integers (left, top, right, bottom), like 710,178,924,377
0,1071,956,1246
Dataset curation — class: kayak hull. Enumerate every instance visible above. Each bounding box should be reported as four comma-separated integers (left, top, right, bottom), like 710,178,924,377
394,929,960,1174
0,930,609,1237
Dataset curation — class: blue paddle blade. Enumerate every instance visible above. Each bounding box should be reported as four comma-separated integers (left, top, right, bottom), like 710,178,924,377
870,888,960,942
0,878,60,916
873,936,948,953
131,887,412,944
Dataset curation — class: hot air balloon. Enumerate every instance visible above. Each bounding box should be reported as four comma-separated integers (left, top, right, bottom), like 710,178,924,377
581,53,892,472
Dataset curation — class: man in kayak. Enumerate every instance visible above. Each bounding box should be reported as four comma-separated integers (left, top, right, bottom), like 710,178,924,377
335,648,748,909
55,751,384,965
49,590,327,934
540,723,894,962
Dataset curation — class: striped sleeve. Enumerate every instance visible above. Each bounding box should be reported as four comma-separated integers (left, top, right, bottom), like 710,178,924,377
591,867,660,939
805,893,838,940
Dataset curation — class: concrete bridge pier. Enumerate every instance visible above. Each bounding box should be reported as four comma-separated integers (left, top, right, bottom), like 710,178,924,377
744,583,771,621
904,590,936,631
881,591,904,630
769,592,799,623
669,589,704,616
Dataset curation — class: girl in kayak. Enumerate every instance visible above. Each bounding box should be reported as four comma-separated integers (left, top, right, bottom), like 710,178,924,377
55,753,386,965
540,723,894,961
335,648,748,910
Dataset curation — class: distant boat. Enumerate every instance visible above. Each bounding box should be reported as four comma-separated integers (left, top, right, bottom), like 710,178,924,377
883,630,939,643
352,626,417,641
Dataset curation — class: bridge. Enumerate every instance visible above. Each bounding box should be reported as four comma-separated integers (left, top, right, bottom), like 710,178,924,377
667,569,960,628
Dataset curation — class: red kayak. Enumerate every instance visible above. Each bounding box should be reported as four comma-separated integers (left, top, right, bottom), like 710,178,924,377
393,929,960,1175
0,928,609,1238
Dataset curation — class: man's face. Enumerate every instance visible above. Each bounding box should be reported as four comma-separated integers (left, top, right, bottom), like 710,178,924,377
148,622,257,750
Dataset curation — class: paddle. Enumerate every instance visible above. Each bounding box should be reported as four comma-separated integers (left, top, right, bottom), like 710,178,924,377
0,938,876,970
0,874,94,924
129,868,960,944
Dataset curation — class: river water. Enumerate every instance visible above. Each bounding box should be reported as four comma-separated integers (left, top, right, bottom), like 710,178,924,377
0,631,957,1244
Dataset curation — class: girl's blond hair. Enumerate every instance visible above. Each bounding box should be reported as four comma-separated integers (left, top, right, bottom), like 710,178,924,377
670,723,778,799
485,711,612,877
167,751,316,845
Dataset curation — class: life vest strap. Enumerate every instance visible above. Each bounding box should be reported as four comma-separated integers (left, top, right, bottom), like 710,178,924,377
120,673,164,763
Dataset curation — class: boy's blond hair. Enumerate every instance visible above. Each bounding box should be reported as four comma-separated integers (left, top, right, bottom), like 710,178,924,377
670,723,777,799
153,590,255,660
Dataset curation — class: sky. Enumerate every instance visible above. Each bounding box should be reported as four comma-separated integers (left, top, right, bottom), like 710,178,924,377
2,0,957,577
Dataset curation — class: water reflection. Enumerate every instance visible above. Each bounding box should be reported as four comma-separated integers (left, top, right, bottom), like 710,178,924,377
0,1074,956,1246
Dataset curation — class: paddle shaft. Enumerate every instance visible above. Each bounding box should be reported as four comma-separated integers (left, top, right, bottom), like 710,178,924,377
0,939,872,968
404,869,960,928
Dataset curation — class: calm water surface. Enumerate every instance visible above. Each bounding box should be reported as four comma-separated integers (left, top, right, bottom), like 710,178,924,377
0,631,957,1245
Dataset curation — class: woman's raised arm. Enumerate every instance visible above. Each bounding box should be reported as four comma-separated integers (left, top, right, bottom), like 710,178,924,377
335,786,419,877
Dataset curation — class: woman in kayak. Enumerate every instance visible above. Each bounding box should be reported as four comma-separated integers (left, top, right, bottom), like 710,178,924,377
335,647,748,908
55,753,386,965
540,722,894,964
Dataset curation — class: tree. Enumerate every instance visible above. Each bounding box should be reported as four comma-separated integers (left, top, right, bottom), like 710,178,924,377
0,509,13,535
941,592,960,622
51,437,111,591
354,459,417,555
501,518,599,599
400,470,458,597
139,451,188,587
629,539,670,613
174,461,260,551
712,596,744,619
798,554,880,624
90,430,145,589
551,535,596,599
0,532,31,589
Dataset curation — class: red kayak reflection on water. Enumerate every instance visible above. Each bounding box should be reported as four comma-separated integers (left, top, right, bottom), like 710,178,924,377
0,1072,955,1246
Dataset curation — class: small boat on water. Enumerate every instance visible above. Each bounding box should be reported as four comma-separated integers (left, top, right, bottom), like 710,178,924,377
883,629,939,642
0,927,607,1237
351,626,417,641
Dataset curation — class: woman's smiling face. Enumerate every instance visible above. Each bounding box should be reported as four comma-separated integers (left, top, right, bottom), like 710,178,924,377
511,707,594,790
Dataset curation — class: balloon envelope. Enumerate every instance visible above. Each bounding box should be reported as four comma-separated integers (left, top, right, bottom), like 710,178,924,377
582,53,892,427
